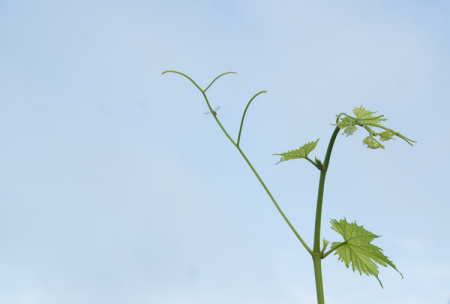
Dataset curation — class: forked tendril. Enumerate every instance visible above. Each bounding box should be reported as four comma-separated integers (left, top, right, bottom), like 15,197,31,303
162,70,236,93
162,70,313,255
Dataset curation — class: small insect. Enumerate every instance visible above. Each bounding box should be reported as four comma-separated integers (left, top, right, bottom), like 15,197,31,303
204,106,221,116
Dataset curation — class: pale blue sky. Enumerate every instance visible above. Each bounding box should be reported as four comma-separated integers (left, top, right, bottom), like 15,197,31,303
0,1,449,303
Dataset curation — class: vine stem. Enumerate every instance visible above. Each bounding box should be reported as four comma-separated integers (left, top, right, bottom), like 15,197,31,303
163,71,354,304
162,70,312,254
200,89,313,254
312,126,341,304
313,126,340,252
234,144,312,254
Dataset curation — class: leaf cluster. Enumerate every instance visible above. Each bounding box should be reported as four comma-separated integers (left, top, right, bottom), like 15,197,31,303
333,106,416,149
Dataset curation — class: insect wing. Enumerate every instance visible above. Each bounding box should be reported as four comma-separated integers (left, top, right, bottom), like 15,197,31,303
204,106,221,115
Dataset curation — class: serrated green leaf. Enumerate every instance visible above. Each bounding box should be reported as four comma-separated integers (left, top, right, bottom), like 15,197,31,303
332,106,416,149
353,106,386,124
330,218,402,287
273,139,319,164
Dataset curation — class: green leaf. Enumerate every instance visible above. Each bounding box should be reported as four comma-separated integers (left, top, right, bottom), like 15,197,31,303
322,238,330,252
353,106,386,124
332,106,416,149
379,130,395,142
330,218,403,287
273,139,319,164
363,136,385,149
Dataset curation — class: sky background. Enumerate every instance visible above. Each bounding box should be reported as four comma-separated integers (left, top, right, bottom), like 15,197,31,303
0,1,449,303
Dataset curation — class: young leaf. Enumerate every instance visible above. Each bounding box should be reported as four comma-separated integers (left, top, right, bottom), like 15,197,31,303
352,106,386,125
330,219,403,287
273,139,319,165
363,136,384,149
379,130,395,141
322,238,330,252
333,106,416,149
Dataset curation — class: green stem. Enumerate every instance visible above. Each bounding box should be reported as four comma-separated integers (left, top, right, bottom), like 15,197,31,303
313,172,328,252
161,71,312,254
323,126,341,169
322,241,346,259
237,91,267,147
234,144,312,254
312,126,341,304
371,124,416,145
313,127,340,251
204,72,237,92
313,255,325,304
201,90,237,145
201,89,312,254
305,157,321,170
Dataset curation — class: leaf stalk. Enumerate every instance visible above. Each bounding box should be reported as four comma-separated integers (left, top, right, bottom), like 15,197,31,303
322,241,346,259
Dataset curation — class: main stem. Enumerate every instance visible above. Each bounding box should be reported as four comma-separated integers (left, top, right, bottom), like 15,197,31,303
312,126,340,304
312,255,325,304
